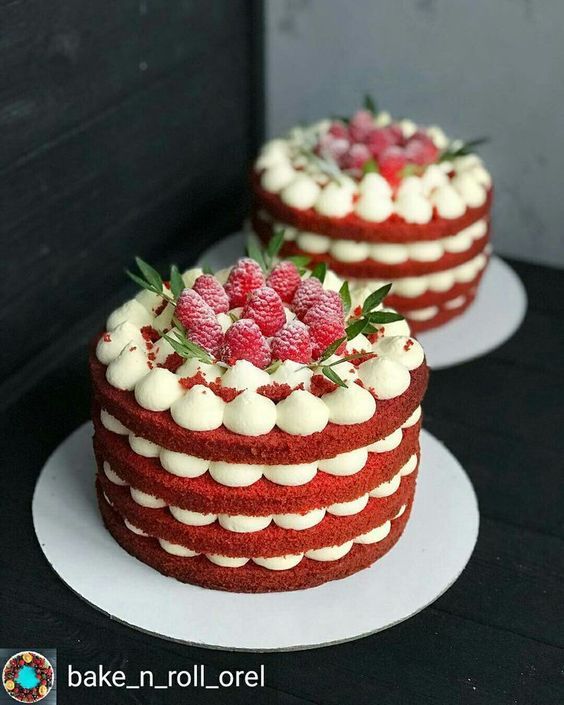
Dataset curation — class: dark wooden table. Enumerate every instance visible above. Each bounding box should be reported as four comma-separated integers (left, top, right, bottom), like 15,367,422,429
1,258,562,705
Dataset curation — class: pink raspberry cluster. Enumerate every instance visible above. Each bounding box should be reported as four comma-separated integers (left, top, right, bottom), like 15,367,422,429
175,259,348,370
317,109,439,187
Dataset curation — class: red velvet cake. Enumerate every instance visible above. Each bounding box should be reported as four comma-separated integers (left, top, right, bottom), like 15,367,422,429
91,238,428,592
251,100,493,332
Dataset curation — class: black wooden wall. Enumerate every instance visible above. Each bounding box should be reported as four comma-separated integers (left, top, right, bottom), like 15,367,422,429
0,1,263,398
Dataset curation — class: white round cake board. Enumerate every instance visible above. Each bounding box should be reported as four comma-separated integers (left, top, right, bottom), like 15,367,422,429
197,232,527,370
33,424,479,652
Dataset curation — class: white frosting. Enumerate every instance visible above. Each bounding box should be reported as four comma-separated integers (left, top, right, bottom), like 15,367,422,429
426,125,449,149
330,239,371,263
346,332,371,353
306,540,354,562
315,182,354,217
105,345,149,391
218,514,272,533
159,448,209,478
322,383,376,424
159,538,199,557
400,454,418,476
358,357,411,399
256,139,290,170
96,322,142,365
394,192,433,224
176,358,224,382
223,390,277,436
220,360,270,392
261,163,296,193
209,460,264,488
451,172,487,208
370,473,401,498
106,299,153,330
124,518,149,536
367,428,403,453
370,243,409,265
276,390,329,435
280,174,321,209
134,367,184,412
128,434,160,458
359,172,392,198
355,192,394,223
252,555,303,570
100,409,129,435
401,405,422,428
318,447,368,476
130,487,167,508
432,184,466,219
373,335,425,371
181,267,204,288
170,385,225,431
327,494,369,516
207,554,249,568
273,508,326,530
355,520,391,544
406,306,439,321
103,461,128,486
170,506,217,526
262,462,318,486
296,231,330,253
269,360,313,388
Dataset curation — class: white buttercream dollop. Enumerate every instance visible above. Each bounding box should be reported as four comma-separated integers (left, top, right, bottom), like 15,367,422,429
269,360,313,389
315,182,354,217
306,540,353,562
400,454,418,476
402,405,422,428
432,184,466,219
181,267,204,288
369,473,401,498
170,385,225,431
103,461,128,486
262,462,318,486
327,494,369,516
273,508,326,530
355,192,394,223
134,367,184,412
280,174,321,210
218,514,272,533
124,518,149,536
175,358,224,382
395,192,433,224
322,383,376,424
209,461,264,487
378,309,412,337
347,333,371,353
359,172,393,198
220,359,270,392
367,428,403,452
105,345,148,391
369,243,409,265
128,434,160,458
355,520,391,544
130,487,167,508
451,172,487,208
96,322,142,365
223,390,277,436
358,357,411,400
207,554,249,568
426,125,449,150
170,507,217,526
159,448,209,478
252,554,304,571
256,139,289,170
106,299,153,330
408,240,444,262
100,409,129,435
318,447,368,476
330,239,370,262
261,163,296,193
373,336,424,371
296,231,331,254
159,538,199,557
276,390,329,435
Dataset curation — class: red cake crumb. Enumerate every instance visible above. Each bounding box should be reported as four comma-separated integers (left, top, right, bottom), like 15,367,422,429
160,352,184,371
256,382,294,401
141,325,160,343
207,382,240,403
178,371,208,389
103,332,111,342
309,374,338,397
153,299,168,316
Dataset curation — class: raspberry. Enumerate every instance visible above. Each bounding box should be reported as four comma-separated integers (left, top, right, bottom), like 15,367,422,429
348,109,375,142
378,145,408,186
292,277,324,319
366,127,398,158
304,290,344,323
271,320,312,363
328,122,349,140
242,286,286,336
307,316,347,359
224,257,265,307
192,274,229,313
341,143,372,172
267,261,301,302
404,132,439,166
175,288,223,355
221,318,271,369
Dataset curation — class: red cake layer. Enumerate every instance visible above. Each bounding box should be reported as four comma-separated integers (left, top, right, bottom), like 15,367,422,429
254,214,490,280
408,288,478,333
252,171,493,243
98,485,413,592
98,468,416,557
94,418,420,514
90,351,428,464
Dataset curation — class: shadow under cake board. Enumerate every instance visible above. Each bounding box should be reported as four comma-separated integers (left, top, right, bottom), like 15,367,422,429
197,232,527,370
33,424,479,652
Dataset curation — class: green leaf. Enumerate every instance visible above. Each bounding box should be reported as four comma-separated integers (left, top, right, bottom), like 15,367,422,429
339,281,351,316
362,159,378,175
319,336,347,362
310,262,327,283
169,265,185,300
440,136,490,162
202,262,214,275
345,318,368,340
362,283,392,314
364,93,378,114
368,311,405,324
362,323,378,335
246,236,267,272
322,366,348,388
286,255,311,267
126,269,160,294
162,331,212,364
326,352,373,367
401,163,422,178
135,257,163,292
265,359,283,375
266,229,285,259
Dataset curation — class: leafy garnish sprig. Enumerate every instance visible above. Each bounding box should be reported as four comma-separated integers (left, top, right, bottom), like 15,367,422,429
161,328,213,365
440,137,489,163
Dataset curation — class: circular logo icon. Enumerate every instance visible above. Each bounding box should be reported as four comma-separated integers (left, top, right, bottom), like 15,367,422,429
2,652,54,702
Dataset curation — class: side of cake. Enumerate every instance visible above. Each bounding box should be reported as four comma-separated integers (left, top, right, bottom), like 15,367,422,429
91,239,428,592
251,100,492,332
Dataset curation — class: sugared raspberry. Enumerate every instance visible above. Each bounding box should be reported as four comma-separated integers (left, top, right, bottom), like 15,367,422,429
328,122,349,140
292,277,324,319
221,318,271,369
242,286,286,336
348,109,375,142
341,143,372,172
307,316,347,359
267,261,301,302
192,274,229,313
175,288,223,355
404,132,439,166
271,320,312,363
379,145,408,186
224,257,265,307
366,127,398,158
303,290,344,323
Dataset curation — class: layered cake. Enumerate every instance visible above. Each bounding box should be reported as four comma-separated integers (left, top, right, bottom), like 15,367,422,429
90,239,428,592
251,100,492,332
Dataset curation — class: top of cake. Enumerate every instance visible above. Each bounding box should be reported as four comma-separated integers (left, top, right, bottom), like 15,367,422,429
93,236,426,450
253,97,492,225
